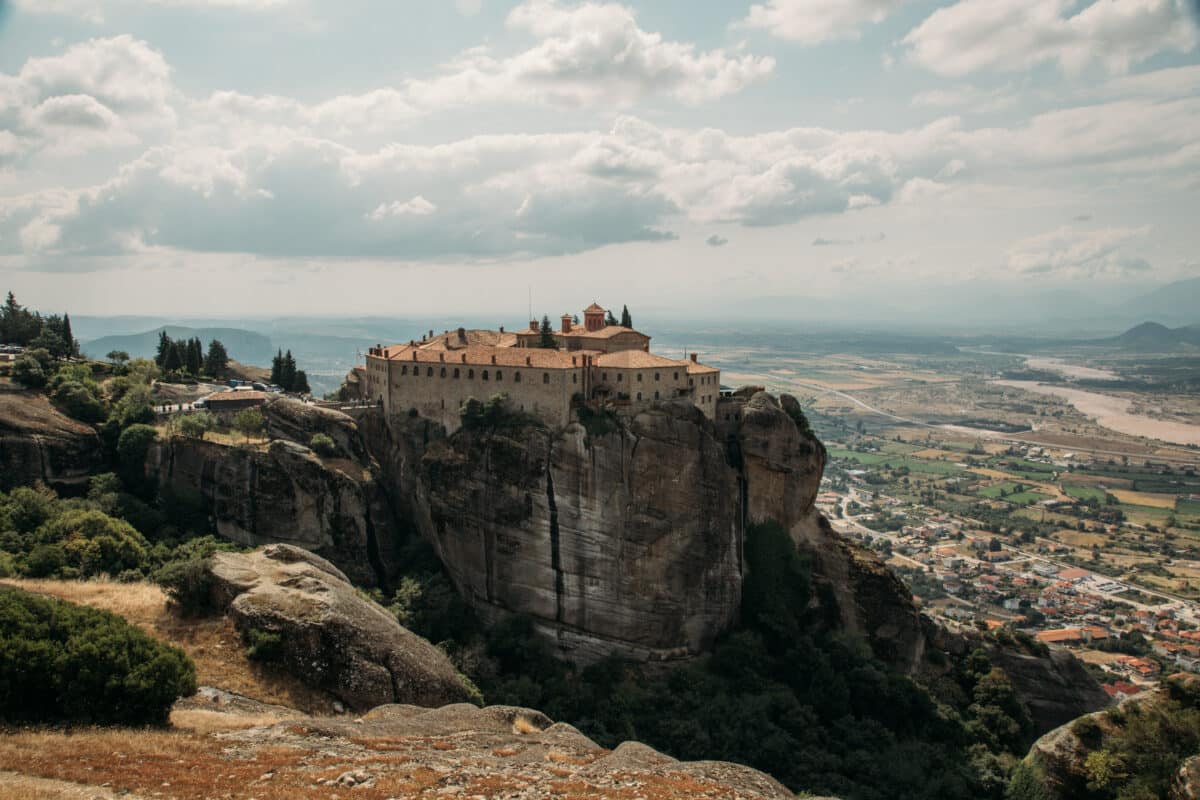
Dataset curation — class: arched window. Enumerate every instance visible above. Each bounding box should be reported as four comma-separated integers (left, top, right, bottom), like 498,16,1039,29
496,370,502,381
674,372,678,380
468,369,474,379
617,373,623,382
453,368,460,378
572,373,577,383
543,372,549,384
482,370,489,381
636,373,642,382
636,392,642,400
654,372,660,381
602,372,608,381
401,365,408,375
440,367,446,377
426,367,433,377
654,391,659,400
514,371,521,382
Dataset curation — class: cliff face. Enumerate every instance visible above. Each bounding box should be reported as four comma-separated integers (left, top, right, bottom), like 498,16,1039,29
0,389,104,490
147,434,392,588
390,401,742,663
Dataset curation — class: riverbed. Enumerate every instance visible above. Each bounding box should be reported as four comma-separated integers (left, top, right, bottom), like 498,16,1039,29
997,380,1200,446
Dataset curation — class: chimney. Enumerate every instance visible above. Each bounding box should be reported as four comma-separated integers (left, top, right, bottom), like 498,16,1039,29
412,351,417,360
690,353,698,363
499,325,505,333
530,320,538,331
561,314,572,334
491,355,497,365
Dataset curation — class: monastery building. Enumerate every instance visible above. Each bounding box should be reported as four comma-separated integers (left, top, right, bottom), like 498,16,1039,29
361,304,720,432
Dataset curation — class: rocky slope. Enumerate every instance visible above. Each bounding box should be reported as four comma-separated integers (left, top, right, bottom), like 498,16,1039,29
0,387,104,490
205,544,475,710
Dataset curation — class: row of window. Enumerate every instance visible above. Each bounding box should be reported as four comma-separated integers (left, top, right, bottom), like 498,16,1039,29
397,364,561,384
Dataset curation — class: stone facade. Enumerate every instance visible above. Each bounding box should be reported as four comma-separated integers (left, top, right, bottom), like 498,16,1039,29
362,306,719,432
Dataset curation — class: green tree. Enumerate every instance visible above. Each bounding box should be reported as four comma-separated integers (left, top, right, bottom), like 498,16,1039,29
106,350,130,367
605,308,618,326
170,411,215,440
28,326,68,358
185,337,203,376
155,330,172,368
11,354,46,388
233,408,264,442
40,509,149,577
203,339,228,377
309,432,336,456
116,424,158,488
538,315,557,349
50,380,105,423
162,340,183,373
281,350,297,390
270,348,283,385
620,304,632,328
292,370,310,395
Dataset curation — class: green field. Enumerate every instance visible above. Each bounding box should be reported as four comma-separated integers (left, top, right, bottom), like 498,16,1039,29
830,449,965,476
1178,498,1200,516
1063,484,1107,502
976,482,1049,506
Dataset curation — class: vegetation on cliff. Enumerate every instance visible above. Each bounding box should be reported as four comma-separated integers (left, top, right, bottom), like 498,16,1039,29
0,584,196,724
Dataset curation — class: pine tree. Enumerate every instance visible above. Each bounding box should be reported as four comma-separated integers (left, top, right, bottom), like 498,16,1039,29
204,340,229,377
185,337,202,376
61,313,76,356
293,370,310,395
538,315,557,349
163,340,183,373
270,349,283,386
281,350,297,391
620,305,632,328
155,331,172,368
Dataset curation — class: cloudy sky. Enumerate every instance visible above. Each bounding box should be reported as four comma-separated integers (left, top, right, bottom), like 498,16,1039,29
0,0,1198,322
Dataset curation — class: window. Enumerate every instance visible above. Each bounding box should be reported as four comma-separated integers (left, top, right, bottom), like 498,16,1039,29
654,391,659,400
654,372,659,381
482,370,489,381
440,367,446,378
602,372,607,381
689,378,694,386
468,369,474,379
572,373,577,383
636,373,642,382
496,370,502,381
515,371,521,382
617,373,623,382
543,372,549,384
674,372,678,380
636,392,642,401
453,368,460,378
426,367,433,377
401,365,408,375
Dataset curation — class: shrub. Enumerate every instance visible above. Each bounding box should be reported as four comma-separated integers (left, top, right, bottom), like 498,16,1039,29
154,556,216,616
244,628,283,662
170,411,215,440
0,585,196,724
39,509,149,577
309,432,337,457
233,408,265,442
11,355,46,389
116,423,157,490
51,380,106,423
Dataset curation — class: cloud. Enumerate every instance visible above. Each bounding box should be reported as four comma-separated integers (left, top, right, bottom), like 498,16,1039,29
903,0,1199,77
705,234,728,247
739,0,906,44
812,233,886,246
912,84,1019,113
1003,225,1154,277
0,36,175,160
368,196,438,220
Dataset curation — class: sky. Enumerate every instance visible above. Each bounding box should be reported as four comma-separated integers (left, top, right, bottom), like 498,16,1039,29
0,0,1198,326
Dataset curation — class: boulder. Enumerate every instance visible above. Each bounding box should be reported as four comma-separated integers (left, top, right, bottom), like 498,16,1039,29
261,397,368,463
0,388,104,490
207,544,475,711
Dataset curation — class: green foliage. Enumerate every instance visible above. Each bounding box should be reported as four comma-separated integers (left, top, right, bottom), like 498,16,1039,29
574,401,619,438
620,304,632,328
538,315,557,349
244,628,284,662
116,424,157,489
232,408,265,442
309,432,337,457
169,411,215,440
37,509,149,577
154,556,216,616
459,393,530,431
51,379,105,423
0,585,196,724
11,354,46,388
203,339,229,377
1005,762,1050,800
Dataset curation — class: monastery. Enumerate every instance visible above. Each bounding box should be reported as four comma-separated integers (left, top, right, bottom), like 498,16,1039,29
361,303,721,432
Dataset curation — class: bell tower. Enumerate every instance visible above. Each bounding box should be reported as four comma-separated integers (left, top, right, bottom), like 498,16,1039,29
583,302,606,332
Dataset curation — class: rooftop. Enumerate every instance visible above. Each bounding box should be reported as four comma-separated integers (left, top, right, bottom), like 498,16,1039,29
594,350,689,369
380,344,602,369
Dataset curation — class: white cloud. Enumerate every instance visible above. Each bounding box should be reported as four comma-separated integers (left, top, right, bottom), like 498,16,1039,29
369,196,438,220
14,0,294,24
739,0,906,44
1003,225,1154,277
0,36,175,160
904,0,1199,77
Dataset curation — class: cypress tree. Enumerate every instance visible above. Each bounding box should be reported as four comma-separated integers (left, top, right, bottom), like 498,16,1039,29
605,309,618,327
155,331,172,368
185,338,202,376
270,349,283,386
204,340,229,377
163,340,183,373
61,313,75,356
620,305,632,328
538,315,557,349
293,370,310,395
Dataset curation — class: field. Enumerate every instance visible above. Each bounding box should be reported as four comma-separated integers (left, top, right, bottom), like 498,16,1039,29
1062,484,1107,501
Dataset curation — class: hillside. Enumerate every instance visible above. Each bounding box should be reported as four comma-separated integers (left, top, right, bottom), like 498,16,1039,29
1108,321,1200,351
82,326,276,367
1126,277,1200,326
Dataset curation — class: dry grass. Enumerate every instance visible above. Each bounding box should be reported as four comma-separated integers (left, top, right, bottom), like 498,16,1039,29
0,578,334,714
169,708,295,734
1109,489,1177,509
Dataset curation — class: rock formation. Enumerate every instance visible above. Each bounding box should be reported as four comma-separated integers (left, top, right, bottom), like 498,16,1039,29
147,430,393,587
206,543,476,710
0,388,104,490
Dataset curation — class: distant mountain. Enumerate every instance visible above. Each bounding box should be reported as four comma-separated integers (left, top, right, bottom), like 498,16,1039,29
82,326,276,367
1125,278,1200,326
1108,321,1200,351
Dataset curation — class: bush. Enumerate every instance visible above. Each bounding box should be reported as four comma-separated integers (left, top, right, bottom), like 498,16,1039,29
154,556,216,616
170,411,215,440
0,585,196,724
232,408,265,442
116,424,158,490
244,628,283,662
51,380,106,423
11,355,46,389
39,509,149,577
309,432,337,457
